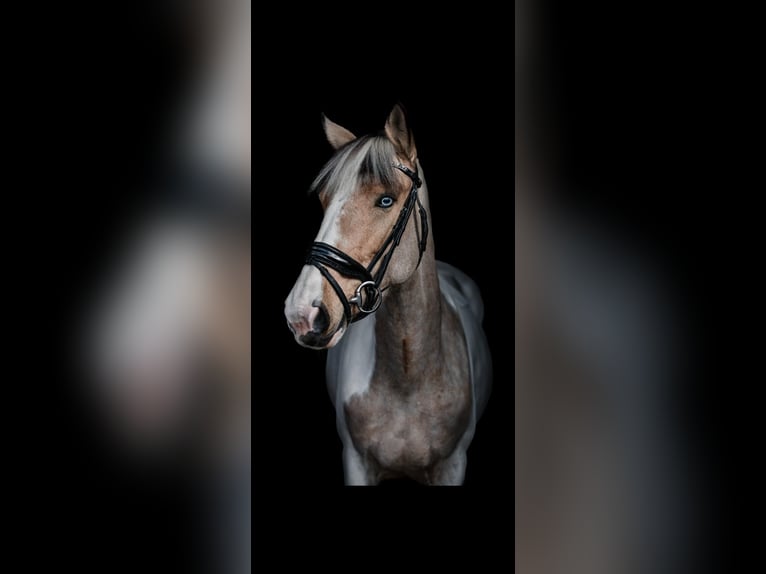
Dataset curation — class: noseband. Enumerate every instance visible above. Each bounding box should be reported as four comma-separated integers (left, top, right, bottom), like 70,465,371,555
305,164,429,325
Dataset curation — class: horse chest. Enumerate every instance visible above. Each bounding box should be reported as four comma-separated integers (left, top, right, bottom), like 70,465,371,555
343,374,471,472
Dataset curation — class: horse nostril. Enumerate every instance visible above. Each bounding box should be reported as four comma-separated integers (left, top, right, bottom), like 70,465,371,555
311,303,329,334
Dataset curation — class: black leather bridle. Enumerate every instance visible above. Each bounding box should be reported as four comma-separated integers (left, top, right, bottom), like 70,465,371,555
305,163,428,325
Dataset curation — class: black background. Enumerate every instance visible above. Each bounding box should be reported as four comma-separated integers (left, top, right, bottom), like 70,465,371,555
254,68,513,489
3,1,747,571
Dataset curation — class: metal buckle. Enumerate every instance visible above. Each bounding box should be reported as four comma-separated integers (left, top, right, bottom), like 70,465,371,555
349,280,382,314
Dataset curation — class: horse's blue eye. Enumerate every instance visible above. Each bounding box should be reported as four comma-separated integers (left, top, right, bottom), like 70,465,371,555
377,195,394,208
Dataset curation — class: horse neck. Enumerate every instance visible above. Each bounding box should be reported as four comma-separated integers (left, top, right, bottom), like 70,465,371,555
373,171,442,380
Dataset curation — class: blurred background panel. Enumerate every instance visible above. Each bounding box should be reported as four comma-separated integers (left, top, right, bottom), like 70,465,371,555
516,2,724,573
45,1,250,573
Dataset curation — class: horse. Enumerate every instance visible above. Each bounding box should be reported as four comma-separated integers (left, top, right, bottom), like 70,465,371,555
285,105,492,485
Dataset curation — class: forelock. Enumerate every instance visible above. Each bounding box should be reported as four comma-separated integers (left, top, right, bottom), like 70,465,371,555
309,135,398,198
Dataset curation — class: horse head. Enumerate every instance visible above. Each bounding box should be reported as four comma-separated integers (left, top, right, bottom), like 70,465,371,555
285,104,429,349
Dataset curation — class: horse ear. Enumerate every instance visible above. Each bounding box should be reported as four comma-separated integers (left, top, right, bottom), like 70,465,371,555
322,114,357,150
384,103,417,162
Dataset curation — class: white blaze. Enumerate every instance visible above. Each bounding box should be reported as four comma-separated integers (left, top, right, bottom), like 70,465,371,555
284,156,361,339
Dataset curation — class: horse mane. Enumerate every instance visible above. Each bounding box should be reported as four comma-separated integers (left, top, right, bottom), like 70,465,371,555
309,134,398,196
